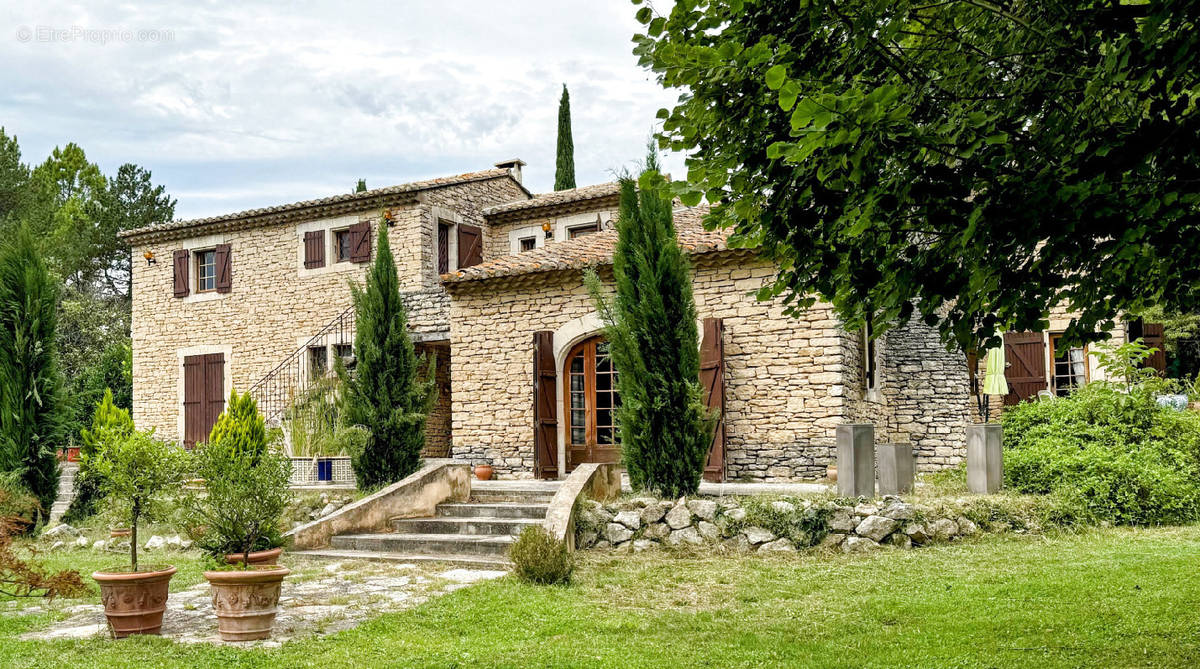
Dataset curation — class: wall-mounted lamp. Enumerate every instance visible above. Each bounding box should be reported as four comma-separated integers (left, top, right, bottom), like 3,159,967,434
144,250,157,266
383,209,397,226
542,220,553,240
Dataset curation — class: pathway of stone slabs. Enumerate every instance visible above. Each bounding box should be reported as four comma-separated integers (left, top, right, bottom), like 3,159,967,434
17,558,506,647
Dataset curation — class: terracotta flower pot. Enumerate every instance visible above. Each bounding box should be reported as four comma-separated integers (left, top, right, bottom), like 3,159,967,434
223,547,283,566
110,528,132,539
474,464,493,481
204,566,290,642
826,464,839,482
92,565,177,638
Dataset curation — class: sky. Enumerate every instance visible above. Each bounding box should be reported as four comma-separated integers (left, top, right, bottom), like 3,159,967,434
1,1,683,221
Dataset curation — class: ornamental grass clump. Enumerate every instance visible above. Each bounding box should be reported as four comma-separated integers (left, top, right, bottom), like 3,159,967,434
510,526,573,585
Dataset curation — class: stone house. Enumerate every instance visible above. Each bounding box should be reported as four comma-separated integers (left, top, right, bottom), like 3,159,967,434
123,162,1145,481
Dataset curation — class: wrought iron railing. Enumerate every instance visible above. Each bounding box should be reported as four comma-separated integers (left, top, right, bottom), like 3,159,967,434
248,306,356,424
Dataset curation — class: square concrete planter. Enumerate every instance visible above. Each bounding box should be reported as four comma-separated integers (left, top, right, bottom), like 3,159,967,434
967,423,1003,494
836,424,875,498
876,443,913,495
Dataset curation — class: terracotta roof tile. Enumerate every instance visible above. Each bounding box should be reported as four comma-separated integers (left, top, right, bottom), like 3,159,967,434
443,207,730,284
483,182,621,217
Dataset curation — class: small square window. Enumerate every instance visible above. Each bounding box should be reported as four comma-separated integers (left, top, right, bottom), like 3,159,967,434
568,224,599,239
334,343,353,361
196,249,216,292
308,346,327,381
335,229,352,263
519,236,537,252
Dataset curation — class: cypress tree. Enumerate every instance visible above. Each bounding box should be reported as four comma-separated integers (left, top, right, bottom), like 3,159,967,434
337,226,436,489
585,151,713,498
554,84,576,191
0,227,66,514
355,179,367,193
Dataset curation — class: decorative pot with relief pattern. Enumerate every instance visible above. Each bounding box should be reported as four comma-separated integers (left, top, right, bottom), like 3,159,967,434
92,565,177,638
204,565,290,642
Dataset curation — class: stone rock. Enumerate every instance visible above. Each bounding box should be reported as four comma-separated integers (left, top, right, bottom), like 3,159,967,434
853,503,879,517
144,535,166,550
666,526,703,546
743,526,776,545
643,522,670,541
49,541,66,551
91,540,107,551
604,523,633,544
841,536,881,553
113,541,131,552
956,517,978,536
881,502,916,521
697,521,720,542
74,536,89,548
593,507,614,525
43,524,78,539
724,507,747,523
830,510,859,532
629,497,657,508
820,533,846,549
180,539,194,550
166,535,185,548
758,538,796,553
613,511,641,531
639,502,668,525
728,535,752,553
928,518,960,541
855,515,899,542
904,523,928,544
632,539,655,553
594,540,611,550
889,533,913,549
319,503,338,517
686,499,718,521
829,507,858,532
665,503,692,530
770,501,796,514
577,529,599,549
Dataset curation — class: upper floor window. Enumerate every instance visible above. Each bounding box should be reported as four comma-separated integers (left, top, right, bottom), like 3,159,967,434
519,236,537,252
335,229,353,263
568,223,599,239
196,249,217,293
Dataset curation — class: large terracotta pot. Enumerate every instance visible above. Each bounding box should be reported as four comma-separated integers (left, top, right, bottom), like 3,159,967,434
223,547,283,566
92,565,177,638
204,566,290,642
474,464,493,481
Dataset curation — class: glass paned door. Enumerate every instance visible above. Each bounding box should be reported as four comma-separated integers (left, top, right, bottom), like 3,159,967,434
564,337,621,471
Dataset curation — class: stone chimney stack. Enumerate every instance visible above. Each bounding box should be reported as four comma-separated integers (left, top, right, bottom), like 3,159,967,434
494,158,526,184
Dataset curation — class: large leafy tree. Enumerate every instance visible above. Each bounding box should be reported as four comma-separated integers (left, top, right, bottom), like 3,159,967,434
586,153,713,497
337,226,436,489
96,163,177,299
554,84,577,191
634,0,1200,352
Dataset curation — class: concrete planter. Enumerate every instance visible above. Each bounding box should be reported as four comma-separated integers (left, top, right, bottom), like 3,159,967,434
836,424,875,498
204,566,290,642
289,456,353,487
93,565,177,638
967,423,1003,494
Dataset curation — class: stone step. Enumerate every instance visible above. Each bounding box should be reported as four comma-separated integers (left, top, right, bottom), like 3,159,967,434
436,502,548,520
468,488,556,504
290,549,512,570
390,516,541,536
331,533,515,558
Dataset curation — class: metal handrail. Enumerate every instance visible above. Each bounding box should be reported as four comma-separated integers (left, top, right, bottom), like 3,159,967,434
248,305,356,423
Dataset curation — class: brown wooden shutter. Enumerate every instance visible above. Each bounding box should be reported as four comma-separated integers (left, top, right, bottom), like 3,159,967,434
183,352,226,448
700,317,726,482
1002,332,1047,405
349,221,371,263
172,249,189,297
204,353,225,441
457,224,483,269
533,331,558,479
304,230,325,268
214,244,232,293
1142,322,1166,375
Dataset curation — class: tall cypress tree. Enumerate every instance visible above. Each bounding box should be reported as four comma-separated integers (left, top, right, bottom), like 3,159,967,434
0,227,66,514
337,225,435,489
554,84,576,191
586,151,713,497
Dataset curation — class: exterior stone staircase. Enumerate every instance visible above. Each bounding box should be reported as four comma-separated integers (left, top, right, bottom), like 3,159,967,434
49,462,78,524
294,481,559,570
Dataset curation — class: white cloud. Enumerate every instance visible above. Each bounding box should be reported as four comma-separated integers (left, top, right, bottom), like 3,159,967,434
0,0,684,219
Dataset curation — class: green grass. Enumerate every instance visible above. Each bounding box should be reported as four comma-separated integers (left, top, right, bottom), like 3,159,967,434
4,526,1200,668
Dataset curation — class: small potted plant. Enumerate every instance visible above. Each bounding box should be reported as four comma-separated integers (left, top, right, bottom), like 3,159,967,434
186,390,293,642
88,429,185,638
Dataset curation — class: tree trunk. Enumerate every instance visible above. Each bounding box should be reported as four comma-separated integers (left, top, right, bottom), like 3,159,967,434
130,500,140,573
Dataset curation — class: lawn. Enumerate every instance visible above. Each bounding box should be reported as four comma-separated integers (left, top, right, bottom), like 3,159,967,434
3,526,1200,668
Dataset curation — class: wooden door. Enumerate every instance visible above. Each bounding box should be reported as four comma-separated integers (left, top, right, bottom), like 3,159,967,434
183,353,225,448
564,337,620,471
1002,332,1046,405
533,331,558,479
700,318,726,482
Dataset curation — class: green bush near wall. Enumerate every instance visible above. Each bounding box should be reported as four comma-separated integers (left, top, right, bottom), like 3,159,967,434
1002,383,1200,526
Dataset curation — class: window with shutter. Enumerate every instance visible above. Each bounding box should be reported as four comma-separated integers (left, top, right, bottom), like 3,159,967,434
349,222,371,263
457,224,482,269
214,243,232,293
173,249,189,297
304,230,326,268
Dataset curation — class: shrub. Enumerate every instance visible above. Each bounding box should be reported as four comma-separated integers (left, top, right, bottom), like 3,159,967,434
510,526,573,585
207,389,268,458
63,388,133,523
0,475,43,532
0,516,86,599
737,496,830,546
1002,382,1200,526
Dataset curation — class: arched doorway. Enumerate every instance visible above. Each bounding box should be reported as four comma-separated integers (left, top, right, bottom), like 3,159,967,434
563,336,620,471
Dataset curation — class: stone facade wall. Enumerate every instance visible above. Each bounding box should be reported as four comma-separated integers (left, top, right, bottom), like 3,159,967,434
484,204,617,258
129,176,521,442
446,252,854,481
420,343,452,458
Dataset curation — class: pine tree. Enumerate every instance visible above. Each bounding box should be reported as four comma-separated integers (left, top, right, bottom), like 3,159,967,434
585,150,713,498
554,84,576,191
0,227,66,514
337,226,436,489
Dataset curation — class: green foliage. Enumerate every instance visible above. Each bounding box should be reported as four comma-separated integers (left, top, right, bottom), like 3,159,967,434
634,0,1200,353
1002,383,1200,526
89,429,184,571
355,179,367,193
207,389,268,458
0,228,66,513
63,389,133,523
285,377,345,457
554,84,576,191
1089,338,1159,392
186,416,292,564
337,226,436,490
734,497,830,546
587,153,713,498
509,525,573,585
0,128,31,223
0,474,43,532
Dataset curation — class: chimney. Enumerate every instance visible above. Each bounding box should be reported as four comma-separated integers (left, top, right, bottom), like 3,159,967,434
494,158,526,184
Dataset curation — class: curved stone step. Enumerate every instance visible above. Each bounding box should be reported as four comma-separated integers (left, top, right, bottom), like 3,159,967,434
390,516,540,536
331,532,515,558
436,502,548,519
291,548,512,570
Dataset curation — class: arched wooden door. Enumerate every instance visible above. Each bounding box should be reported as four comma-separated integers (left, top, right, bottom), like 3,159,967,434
563,337,620,471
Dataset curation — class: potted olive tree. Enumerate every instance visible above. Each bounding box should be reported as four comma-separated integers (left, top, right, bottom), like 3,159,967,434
187,390,293,642
88,429,185,638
